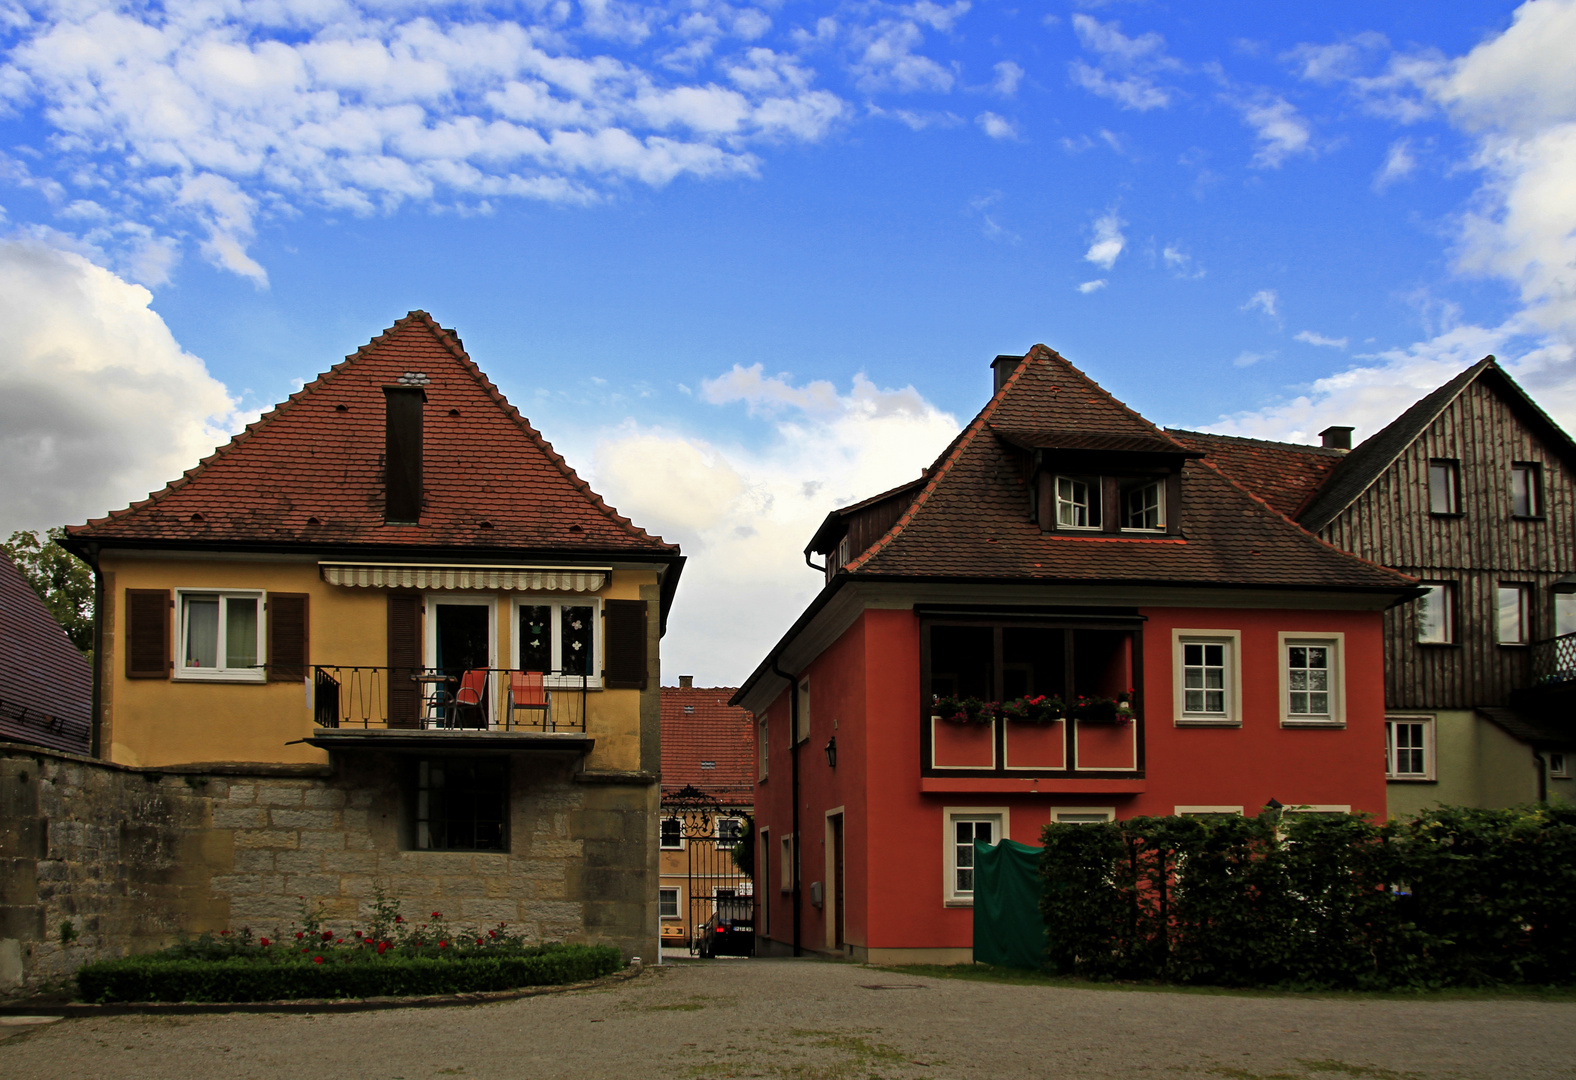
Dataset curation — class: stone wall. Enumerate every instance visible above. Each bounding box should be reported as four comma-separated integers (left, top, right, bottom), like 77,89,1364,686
0,742,657,993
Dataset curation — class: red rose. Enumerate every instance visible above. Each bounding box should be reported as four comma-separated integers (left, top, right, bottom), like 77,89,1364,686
475,938,483,945
438,940,447,948
377,942,388,955
431,911,441,919
260,938,270,947
322,931,333,940
295,932,304,940
394,916,403,924
313,956,324,964
488,930,497,938
354,930,363,938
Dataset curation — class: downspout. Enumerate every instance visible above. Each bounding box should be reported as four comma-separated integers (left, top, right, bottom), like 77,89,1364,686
87,543,104,760
1532,748,1548,804
771,658,802,958
804,551,826,575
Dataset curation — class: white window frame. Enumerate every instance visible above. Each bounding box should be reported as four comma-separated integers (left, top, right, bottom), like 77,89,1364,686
758,715,770,780
943,807,1008,906
780,833,795,893
659,816,684,850
1055,475,1101,530
1120,478,1165,532
795,680,811,744
425,593,497,669
1172,629,1241,726
1496,584,1531,646
1052,807,1115,824
1385,716,1435,781
173,588,267,682
1175,805,1244,817
1549,752,1570,779
1278,632,1345,727
1416,583,1455,644
659,887,680,920
1282,804,1353,815
509,596,602,689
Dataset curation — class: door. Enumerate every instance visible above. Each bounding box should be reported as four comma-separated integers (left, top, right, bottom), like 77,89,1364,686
830,813,845,950
429,600,493,726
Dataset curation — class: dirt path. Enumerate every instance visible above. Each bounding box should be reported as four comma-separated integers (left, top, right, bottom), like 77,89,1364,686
4,959,1573,1080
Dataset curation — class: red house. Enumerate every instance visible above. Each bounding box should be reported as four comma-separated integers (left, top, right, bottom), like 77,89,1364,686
733,348,1419,964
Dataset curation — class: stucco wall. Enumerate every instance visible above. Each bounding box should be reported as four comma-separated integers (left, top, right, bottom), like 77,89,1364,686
1386,709,1570,818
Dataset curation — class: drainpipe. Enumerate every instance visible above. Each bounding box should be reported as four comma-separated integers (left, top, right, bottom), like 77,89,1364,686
771,658,801,958
1532,748,1548,804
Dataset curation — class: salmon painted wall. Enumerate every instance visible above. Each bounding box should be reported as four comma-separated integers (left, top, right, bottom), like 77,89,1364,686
753,602,1389,956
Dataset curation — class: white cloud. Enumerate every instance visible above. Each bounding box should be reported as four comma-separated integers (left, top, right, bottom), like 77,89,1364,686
975,111,1017,139
1084,210,1126,269
992,60,1023,96
1233,351,1269,368
849,13,957,94
590,366,960,684
1242,289,1280,320
1374,138,1417,190
0,240,242,534
1231,95,1314,168
966,190,1020,244
1077,279,1107,294
1161,243,1204,279
1068,15,1180,112
1295,330,1350,349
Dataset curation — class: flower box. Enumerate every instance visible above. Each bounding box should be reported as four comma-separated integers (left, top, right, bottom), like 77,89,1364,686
931,716,996,769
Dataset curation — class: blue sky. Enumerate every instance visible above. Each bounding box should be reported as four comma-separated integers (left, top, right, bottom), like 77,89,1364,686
1,0,1573,682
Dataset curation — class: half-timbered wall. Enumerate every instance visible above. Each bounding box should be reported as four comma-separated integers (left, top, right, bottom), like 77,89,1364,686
1320,379,1576,709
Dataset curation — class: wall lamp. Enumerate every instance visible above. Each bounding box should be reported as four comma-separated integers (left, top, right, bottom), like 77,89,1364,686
824,736,837,769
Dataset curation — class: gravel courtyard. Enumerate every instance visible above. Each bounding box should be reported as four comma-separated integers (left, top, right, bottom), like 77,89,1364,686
4,958,1573,1080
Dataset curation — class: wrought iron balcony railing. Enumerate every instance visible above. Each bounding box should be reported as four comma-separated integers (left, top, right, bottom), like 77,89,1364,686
311,666,589,733
1531,631,1576,687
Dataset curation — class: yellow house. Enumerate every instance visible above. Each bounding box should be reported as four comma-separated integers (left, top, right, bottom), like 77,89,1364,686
61,312,683,959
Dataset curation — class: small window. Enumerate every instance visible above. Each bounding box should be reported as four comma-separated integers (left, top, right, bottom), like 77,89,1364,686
1280,634,1344,726
176,590,264,680
1053,808,1114,824
780,834,794,891
1497,585,1530,645
1386,718,1434,780
1550,753,1570,779
1121,479,1164,531
943,809,1005,903
759,716,770,780
1511,463,1541,518
796,680,811,744
1417,583,1455,644
700,761,716,769
660,816,683,850
717,817,743,850
659,887,679,919
1558,592,1576,638
683,705,695,714
409,757,508,851
1183,641,1227,716
1056,476,1102,529
1428,459,1460,514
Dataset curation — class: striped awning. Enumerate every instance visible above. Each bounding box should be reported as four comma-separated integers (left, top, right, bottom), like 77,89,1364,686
319,563,608,592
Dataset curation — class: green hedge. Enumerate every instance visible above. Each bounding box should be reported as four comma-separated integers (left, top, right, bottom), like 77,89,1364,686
77,943,624,1003
1039,804,1576,989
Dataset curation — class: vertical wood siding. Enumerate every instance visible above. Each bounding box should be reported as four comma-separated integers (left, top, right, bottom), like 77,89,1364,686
1320,380,1576,709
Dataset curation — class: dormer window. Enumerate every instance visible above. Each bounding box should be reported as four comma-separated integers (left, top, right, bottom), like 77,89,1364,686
1122,479,1164,531
1056,476,1101,529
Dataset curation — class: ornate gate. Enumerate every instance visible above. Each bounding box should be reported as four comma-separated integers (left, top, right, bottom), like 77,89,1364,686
666,786,753,957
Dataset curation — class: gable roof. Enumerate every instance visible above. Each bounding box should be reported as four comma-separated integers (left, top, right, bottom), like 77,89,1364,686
660,685,754,806
1296,357,1576,534
1167,430,1345,520
0,549,91,755
67,312,678,562
843,346,1414,592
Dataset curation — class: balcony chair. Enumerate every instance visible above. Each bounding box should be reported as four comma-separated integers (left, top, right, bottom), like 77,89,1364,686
509,670,552,730
451,668,490,729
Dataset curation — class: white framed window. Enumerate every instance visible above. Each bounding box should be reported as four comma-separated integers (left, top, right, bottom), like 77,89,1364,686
759,716,770,780
717,817,743,850
1428,459,1460,514
1172,630,1241,725
1282,804,1352,815
1417,583,1455,644
1511,462,1541,518
1279,633,1345,726
943,807,1008,904
659,887,680,919
1549,753,1569,779
1558,592,1576,638
780,834,794,892
1175,805,1243,817
512,597,600,687
1056,476,1102,529
1385,717,1434,780
796,680,811,744
1052,807,1115,824
1121,478,1164,531
659,816,684,850
1497,584,1530,645
174,589,265,681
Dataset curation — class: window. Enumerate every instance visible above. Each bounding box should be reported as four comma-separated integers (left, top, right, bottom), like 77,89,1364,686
659,816,683,850
1279,633,1345,726
1386,718,1434,780
1056,476,1101,529
1428,459,1460,514
943,808,1007,903
1175,806,1242,817
1053,808,1114,824
1172,631,1240,725
717,817,743,850
780,834,794,892
759,716,770,780
659,887,679,919
409,757,508,851
515,599,600,685
796,680,811,744
1122,479,1164,531
176,590,264,680
1416,583,1455,644
1511,463,1541,517
1558,592,1576,638
1497,585,1530,645
1550,753,1570,779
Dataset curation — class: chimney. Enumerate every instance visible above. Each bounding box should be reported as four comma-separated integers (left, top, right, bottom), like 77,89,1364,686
991,354,1024,394
1319,425,1354,452
679,674,694,689
384,373,429,522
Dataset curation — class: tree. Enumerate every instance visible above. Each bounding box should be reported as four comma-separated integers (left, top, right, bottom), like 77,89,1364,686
3,527,94,654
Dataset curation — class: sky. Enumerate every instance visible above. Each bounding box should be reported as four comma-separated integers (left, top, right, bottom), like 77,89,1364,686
1,0,1573,685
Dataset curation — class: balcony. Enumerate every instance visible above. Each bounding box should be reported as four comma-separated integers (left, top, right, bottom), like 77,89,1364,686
1510,632,1576,717
306,666,594,753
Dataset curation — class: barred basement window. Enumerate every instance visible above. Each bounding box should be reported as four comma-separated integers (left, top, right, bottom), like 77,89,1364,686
409,757,508,852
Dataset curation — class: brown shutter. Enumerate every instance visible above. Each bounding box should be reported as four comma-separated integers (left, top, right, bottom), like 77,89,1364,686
387,592,423,728
267,593,310,682
603,599,648,690
126,589,171,679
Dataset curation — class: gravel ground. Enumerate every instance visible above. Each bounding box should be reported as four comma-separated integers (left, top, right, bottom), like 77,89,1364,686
4,958,1574,1080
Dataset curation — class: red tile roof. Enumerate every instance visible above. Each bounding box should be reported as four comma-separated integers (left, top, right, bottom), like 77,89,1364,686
661,685,754,806
1166,429,1344,520
0,549,91,754
67,312,678,558
845,346,1414,591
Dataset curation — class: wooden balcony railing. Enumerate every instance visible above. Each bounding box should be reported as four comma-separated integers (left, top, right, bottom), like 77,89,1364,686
1531,632,1576,686
311,666,589,733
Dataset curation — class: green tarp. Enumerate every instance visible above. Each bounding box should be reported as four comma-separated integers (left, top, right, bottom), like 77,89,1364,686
971,839,1046,970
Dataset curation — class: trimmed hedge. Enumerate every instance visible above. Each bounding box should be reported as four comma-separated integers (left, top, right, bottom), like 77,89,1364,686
1040,804,1576,989
77,943,624,1003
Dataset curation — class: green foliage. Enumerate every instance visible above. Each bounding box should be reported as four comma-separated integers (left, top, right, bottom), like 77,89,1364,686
2,527,94,654
731,815,754,875
1039,805,1576,989
59,920,78,945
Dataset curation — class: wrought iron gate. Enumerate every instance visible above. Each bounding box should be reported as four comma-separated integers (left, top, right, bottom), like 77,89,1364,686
667,786,753,957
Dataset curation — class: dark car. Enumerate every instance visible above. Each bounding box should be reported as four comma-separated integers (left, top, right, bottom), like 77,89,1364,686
696,894,755,958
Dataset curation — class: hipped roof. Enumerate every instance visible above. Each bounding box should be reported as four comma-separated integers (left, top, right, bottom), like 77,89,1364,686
660,685,754,806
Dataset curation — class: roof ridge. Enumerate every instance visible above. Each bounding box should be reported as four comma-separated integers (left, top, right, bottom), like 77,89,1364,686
1167,427,1343,456
1037,346,1195,452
